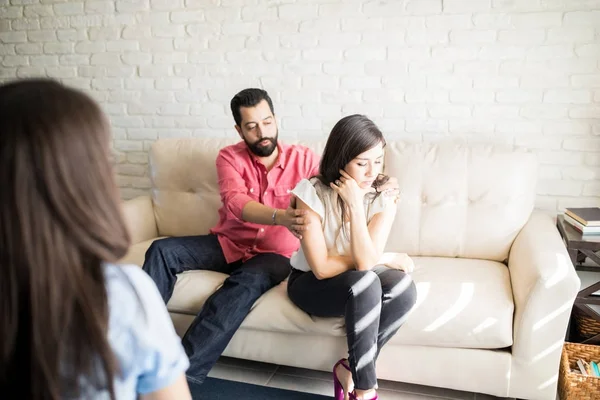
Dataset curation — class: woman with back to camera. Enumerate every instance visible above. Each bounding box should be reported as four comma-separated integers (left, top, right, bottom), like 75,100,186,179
288,115,418,400
0,78,191,400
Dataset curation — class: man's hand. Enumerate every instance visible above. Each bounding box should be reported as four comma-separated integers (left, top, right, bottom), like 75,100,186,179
377,175,401,203
277,195,310,239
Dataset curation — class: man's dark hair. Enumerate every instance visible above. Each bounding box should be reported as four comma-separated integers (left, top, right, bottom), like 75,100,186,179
230,88,275,126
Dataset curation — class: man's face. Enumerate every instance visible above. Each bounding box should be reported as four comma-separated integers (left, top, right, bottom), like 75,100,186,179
236,100,278,157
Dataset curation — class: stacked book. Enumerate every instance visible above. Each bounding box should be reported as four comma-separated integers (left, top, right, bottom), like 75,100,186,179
564,207,600,235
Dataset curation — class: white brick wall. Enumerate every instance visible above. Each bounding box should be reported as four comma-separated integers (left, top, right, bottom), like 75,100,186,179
1,0,599,211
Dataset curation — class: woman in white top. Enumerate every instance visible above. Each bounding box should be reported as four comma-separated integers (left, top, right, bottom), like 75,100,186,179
288,115,417,400
0,79,191,400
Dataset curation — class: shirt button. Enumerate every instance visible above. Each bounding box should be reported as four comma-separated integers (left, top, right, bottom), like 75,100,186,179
260,228,264,232
250,188,254,193
287,189,291,193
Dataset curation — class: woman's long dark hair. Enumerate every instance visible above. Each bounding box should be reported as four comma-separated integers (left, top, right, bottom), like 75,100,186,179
0,79,130,399
317,114,389,232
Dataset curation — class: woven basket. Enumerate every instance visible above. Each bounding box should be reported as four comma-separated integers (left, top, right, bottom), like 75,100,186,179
559,342,600,400
574,308,600,339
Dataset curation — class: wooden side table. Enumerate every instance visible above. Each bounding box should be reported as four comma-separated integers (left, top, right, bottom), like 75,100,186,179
557,215,600,344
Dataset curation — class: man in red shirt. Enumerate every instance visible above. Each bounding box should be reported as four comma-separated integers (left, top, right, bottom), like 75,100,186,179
142,88,398,384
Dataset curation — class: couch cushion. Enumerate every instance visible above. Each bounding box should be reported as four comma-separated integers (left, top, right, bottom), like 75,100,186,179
161,254,513,349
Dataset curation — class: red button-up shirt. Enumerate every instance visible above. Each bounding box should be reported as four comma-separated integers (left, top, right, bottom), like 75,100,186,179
210,141,320,263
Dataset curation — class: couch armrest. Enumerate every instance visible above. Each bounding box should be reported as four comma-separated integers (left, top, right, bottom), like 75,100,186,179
507,211,580,398
122,195,158,245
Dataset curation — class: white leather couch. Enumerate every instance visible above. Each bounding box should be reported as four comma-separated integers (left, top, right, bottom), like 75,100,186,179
120,137,580,400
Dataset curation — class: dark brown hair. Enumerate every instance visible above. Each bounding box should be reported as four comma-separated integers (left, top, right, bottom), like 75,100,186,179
0,79,130,399
317,114,389,234
230,88,275,126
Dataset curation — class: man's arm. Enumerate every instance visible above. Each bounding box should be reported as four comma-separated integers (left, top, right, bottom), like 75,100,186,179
216,151,308,237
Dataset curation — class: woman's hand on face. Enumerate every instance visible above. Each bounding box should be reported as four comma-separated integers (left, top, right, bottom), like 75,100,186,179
330,169,374,207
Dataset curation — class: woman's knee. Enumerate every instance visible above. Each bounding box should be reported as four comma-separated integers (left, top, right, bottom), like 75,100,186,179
383,270,417,307
348,270,382,300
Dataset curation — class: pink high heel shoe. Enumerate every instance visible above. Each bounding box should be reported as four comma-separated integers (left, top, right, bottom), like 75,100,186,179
333,358,352,400
349,390,378,400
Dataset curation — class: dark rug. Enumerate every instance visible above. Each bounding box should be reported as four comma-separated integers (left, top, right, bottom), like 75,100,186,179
188,377,332,399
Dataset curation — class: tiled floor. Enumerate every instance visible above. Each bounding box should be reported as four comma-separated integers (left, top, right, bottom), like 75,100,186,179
208,356,525,399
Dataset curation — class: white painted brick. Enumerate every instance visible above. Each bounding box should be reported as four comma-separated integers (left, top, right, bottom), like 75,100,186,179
341,103,384,117
2,55,28,67
585,153,600,167
341,76,381,90
299,19,339,34
190,102,225,116
208,37,245,51
170,10,204,24
432,47,479,61
16,66,44,77
173,38,207,51
205,7,240,22
188,51,222,63
11,18,40,31
43,42,72,54
406,119,448,133
538,166,563,179
221,22,259,36
177,90,207,103
363,31,405,46
537,180,583,196
404,89,449,104
493,0,540,11
116,0,149,13
444,0,491,13
103,103,126,115
106,40,139,52
520,74,570,89
571,75,600,88
241,5,277,21
85,1,115,14
319,3,361,17
39,16,67,30
150,0,184,10
539,151,585,166
57,29,87,42
301,103,341,118
59,54,90,66
406,29,449,45
520,105,569,119
154,77,188,90
279,4,318,19
362,1,404,16
409,61,451,74
1,6,23,18
89,27,121,41
365,60,407,76
139,65,172,77
46,66,76,78
139,38,174,52
53,2,83,16
450,30,496,45
575,44,600,57
429,105,471,118
454,61,498,76
569,106,600,119
116,175,152,189
282,117,321,131
75,41,105,54
511,12,563,28
152,25,185,38
120,188,151,200
153,52,187,64
317,33,360,48
384,16,426,30
496,90,542,103
498,29,546,45
563,138,600,151
15,43,42,55
544,121,591,135
545,90,592,104
515,135,563,150
341,18,382,32
406,0,442,15
301,75,338,90
246,35,279,50
69,15,104,28
450,90,495,103
548,28,595,44
473,105,520,119
91,53,120,66
263,49,299,63
173,64,205,77
527,45,575,60
449,120,495,134
479,45,528,60
122,26,151,39
27,30,58,43
382,104,427,118
92,78,124,90
388,46,431,61
158,103,190,116
595,123,600,135
108,66,135,77
128,102,159,115
10,0,40,4
473,13,512,28
427,75,472,89
135,11,170,26
0,44,15,55
24,5,53,17
127,152,149,164
564,11,600,26
125,78,154,90
345,47,385,61
496,120,542,134
78,66,105,77
323,62,364,75
1,32,27,43
425,15,472,29
30,55,58,66
562,166,600,181
302,48,341,61
0,20,9,32
116,163,147,177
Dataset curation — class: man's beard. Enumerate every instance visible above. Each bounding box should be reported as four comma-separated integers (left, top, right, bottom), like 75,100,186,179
245,133,278,157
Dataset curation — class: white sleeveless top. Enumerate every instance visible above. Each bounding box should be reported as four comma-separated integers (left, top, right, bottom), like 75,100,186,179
290,178,390,272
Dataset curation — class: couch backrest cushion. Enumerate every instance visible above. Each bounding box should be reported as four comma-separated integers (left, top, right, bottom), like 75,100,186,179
148,138,537,262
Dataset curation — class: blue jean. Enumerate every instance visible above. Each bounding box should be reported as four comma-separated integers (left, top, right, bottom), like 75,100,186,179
142,234,291,384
